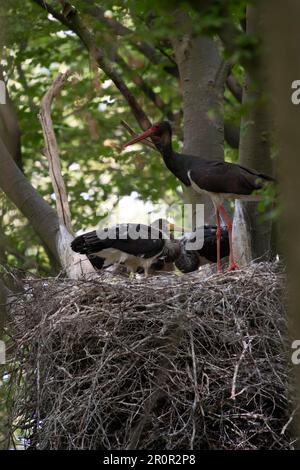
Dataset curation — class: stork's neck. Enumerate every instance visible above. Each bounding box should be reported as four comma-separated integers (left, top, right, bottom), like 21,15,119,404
157,131,173,160
158,131,178,170
159,133,187,184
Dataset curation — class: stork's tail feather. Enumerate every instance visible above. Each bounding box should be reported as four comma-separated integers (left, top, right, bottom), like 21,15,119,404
71,235,85,253
71,231,101,254
71,233,106,271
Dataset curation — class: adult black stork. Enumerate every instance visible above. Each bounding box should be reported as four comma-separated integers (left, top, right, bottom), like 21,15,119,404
124,121,275,272
175,225,229,273
71,219,182,277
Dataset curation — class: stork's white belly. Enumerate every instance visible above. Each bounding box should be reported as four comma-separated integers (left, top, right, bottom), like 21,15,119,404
95,248,162,273
187,171,262,208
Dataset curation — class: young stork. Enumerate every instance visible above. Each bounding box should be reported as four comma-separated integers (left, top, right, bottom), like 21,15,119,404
71,219,182,277
175,225,230,273
124,121,275,272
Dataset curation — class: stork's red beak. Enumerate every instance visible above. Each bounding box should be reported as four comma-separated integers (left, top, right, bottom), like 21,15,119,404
123,126,156,147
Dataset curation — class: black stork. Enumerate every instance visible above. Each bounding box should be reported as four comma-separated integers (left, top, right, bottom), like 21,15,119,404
175,225,229,273
71,218,182,277
124,121,275,272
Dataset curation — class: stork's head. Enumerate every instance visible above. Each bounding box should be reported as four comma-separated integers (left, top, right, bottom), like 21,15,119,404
123,121,172,148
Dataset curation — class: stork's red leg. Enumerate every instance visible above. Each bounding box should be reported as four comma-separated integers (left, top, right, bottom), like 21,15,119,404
216,208,222,273
219,204,238,271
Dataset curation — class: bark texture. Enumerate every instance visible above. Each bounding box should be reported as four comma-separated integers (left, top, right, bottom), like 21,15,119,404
38,71,73,233
172,11,224,223
0,138,61,264
261,0,300,444
0,69,22,169
237,5,274,261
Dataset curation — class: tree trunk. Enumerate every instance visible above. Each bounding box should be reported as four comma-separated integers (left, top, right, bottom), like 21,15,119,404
0,138,61,263
236,5,274,262
0,68,22,170
261,0,300,445
172,11,224,224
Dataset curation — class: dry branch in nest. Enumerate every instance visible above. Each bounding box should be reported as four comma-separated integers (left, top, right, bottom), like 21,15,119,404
7,262,297,449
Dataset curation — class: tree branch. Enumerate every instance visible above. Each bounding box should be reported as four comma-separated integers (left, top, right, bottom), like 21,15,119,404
38,71,73,233
112,52,174,119
37,69,95,278
218,21,258,74
120,120,157,151
83,0,179,78
226,74,243,103
224,121,240,149
214,60,231,89
32,0,153,133
0,226,39,268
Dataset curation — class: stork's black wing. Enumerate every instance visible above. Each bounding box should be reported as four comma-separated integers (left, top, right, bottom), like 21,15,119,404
182,155,274,195
71,224,165,259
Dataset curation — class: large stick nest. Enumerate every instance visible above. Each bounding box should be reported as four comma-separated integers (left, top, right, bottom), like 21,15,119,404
8,262,296,449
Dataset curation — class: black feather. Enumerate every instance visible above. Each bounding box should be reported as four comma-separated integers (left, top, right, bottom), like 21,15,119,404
71,224,167,265
175,225,230,273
